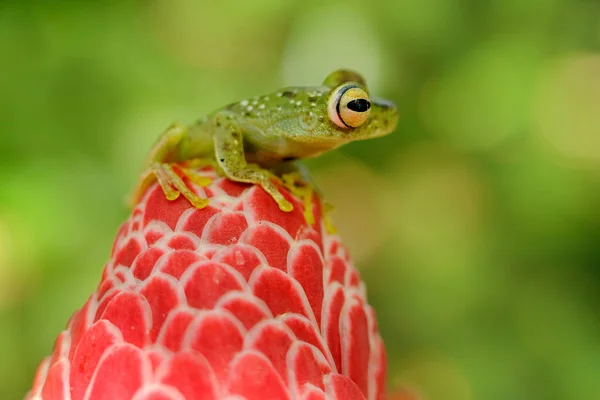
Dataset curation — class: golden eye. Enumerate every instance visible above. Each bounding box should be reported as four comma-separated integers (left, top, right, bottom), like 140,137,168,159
328,84,371,128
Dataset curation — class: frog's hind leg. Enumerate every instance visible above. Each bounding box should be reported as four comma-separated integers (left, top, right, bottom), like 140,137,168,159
129,122,213,208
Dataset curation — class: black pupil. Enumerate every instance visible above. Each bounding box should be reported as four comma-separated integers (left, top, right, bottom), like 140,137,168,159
347,98,371,112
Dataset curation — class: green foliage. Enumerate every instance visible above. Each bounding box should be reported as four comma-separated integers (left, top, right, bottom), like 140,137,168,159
1,0,599,399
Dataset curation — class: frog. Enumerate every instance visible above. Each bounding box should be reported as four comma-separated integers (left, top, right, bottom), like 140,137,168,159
131,69,399,213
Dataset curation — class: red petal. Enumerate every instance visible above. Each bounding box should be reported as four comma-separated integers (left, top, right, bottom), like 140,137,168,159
322,283,345,372
86,343,149,400
341,295,370,398
203,211,248,245
157,308,195,352
212,244,266,281
70,320,122,400
288,241,324,326
296,226,322,254
323,373,366,400
182,261,245,309
99,292,151,348
347,268,361,288
139,274,185,341
111,221,130,257
68,300,93,359
372,337,387,400
157,249,206,280
166,233,197,250
288,342,331,396
143,221,171,246
302,384,326,400
281,314,332,369
246,321,295,385
326,256,347,286
113,266,135,284
131,384,186,400
227,351,291,400
28,357,50,398
114,235,145,268
49,331,70,367
179,206,220,239
185,311,245,383
146,348,167,374
41,358,70,400
245,186,305,239
97,278,116,300
216,178,248,197
94,290,118,322
242,223,291,271
250,267,315,322
158,350,219,400
143,186,192,230
217,292,271,330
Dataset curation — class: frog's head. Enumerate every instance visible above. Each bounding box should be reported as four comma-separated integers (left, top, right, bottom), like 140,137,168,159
272,69,398,150
318,69,398,143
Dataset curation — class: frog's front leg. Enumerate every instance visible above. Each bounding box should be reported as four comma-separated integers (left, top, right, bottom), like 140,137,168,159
130,123,211,208
212,111,294,212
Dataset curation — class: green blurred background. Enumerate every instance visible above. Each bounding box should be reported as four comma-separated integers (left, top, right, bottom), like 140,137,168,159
1,0,600,399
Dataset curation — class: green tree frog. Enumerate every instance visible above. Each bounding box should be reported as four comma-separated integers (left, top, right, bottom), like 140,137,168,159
132,69,399,212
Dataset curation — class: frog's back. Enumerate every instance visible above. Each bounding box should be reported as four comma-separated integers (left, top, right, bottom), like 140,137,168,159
222,86,331,130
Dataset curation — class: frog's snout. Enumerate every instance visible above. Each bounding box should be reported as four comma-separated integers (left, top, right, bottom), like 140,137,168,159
367,97,399,137
375,98,399,120
374,98,396,111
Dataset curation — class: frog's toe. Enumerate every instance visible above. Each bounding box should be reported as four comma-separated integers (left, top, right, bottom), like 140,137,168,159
184,168,212,187
260,179,294,212
142,163,209,209
186,194,210,208
277,198,294,212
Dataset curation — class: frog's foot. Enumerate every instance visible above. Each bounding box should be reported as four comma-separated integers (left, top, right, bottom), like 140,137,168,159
225,165,293,212
131,162,211,208
281,171,317,225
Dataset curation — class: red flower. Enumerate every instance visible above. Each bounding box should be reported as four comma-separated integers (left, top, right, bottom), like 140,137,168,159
27,166,387,400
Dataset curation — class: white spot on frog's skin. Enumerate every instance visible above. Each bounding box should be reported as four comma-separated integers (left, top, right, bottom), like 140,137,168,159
295,100,302,106
240,99,249,107
289,99,295,104
276,92,284,97
310,102,317,107
259,104,265,109
299,111,318,130
246,105,254,112
252,100,258,106
263,96,270,101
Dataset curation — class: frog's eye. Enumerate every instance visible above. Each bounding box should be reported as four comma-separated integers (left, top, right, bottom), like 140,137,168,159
328,84,371,129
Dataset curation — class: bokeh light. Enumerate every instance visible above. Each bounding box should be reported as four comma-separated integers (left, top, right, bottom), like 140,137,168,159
532,53,600,167
1,0,599,399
